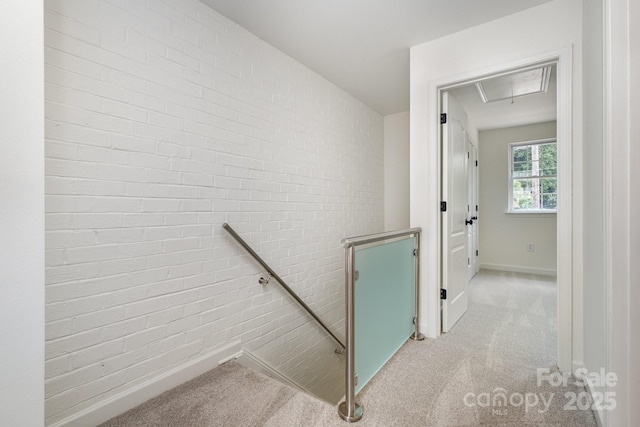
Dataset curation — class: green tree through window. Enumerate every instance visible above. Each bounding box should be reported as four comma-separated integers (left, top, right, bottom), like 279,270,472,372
509,140,557,211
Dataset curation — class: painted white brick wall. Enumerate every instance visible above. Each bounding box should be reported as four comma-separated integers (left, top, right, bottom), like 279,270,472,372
44,0,383,424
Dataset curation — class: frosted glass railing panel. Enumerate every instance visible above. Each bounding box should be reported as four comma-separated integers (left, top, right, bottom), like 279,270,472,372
354,237,416,394
248,306,345,405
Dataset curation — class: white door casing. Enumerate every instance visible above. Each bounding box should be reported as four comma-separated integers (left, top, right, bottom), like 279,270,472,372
441,91,469,333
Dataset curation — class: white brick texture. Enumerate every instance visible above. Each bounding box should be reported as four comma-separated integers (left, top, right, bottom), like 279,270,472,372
44,0,383,424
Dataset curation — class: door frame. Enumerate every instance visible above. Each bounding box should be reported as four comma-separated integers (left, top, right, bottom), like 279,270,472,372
428,47,573,372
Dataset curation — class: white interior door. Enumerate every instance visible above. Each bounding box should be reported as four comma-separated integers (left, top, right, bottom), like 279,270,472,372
441,92,469,333
468,140,479,278
466,137,474,282
473,144,479,275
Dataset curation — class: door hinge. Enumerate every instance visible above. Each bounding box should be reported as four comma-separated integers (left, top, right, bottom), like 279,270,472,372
476,249,479,256
354,270,359,281
476,204,478,212
440,113,447,124
468,258,470,266
440,201,447,212
440,289,447,300
467,152,470,158
476,160,478,167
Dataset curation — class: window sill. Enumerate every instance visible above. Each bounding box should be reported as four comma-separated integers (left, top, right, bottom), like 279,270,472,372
506,210,557,217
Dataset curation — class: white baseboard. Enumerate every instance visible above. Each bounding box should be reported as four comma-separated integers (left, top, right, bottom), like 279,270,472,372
479,263,557,277
418,321,434,339
50,340,242,427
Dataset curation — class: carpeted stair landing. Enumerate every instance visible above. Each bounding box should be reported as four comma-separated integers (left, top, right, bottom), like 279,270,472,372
101,270,598,426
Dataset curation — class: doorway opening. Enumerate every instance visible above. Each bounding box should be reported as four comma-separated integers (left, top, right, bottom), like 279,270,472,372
441,63,558,331
431,48,573,373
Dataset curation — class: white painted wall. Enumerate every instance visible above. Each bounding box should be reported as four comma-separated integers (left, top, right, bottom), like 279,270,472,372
409,0,582,371
43,1,383,424
581,1,605,424
478,122,557,275
580,2,640,424
629,2,640,422
603,0,640,424
0,1,45,426
384,111,410,231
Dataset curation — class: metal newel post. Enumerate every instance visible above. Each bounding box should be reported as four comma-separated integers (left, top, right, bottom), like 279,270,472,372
410,232,425,341
338,245,362,422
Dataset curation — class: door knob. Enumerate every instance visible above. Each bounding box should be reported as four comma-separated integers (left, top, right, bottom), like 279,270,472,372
471,216,478,220
465,219,473,225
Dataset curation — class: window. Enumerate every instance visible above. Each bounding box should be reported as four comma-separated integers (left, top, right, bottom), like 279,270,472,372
508,139,557,212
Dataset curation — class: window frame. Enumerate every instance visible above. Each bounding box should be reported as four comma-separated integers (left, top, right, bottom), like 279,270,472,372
507,138,557,214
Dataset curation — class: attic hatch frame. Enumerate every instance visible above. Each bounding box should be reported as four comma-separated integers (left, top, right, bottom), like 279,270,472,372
475,64,553,103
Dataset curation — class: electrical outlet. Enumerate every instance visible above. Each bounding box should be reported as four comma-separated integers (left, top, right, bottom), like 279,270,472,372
527,243,535,252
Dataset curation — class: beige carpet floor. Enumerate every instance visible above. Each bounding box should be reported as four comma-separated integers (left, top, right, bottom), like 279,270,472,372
101,270,597,426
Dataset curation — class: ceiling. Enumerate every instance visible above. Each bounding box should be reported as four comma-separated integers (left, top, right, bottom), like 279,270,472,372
198,0,555,116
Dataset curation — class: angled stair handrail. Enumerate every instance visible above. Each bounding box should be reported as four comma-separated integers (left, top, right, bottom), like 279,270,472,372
222,223,346,352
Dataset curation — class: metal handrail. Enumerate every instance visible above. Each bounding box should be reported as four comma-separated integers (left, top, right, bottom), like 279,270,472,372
341,227,422,248
222,223,346,351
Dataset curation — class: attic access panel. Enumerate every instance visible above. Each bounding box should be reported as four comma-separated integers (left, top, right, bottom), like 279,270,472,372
475,65,552,103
